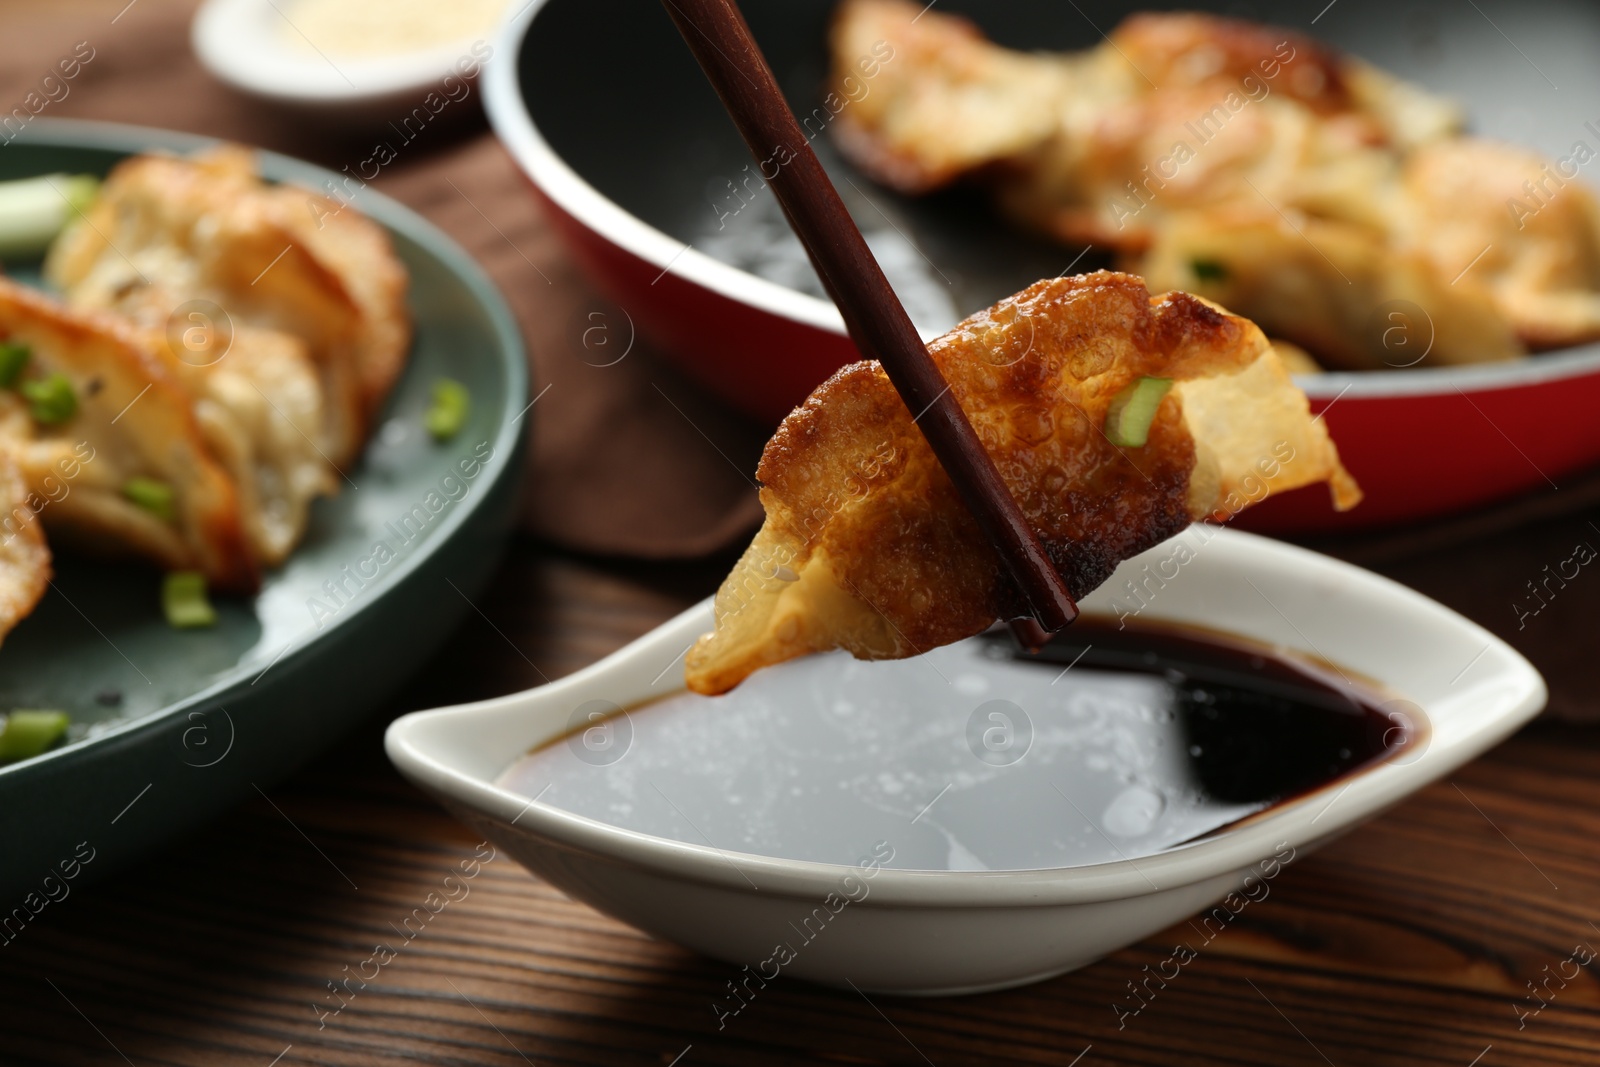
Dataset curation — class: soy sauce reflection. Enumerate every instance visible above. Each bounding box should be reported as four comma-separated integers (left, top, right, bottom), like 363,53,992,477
1007,618,1419,806
498,616,1422,872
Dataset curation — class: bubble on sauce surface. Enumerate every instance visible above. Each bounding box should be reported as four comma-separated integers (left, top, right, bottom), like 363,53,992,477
1101,785,1167,838
953,673,989,696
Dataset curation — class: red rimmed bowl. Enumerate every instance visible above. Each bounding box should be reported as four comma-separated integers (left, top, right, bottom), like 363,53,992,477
485,0,1600,533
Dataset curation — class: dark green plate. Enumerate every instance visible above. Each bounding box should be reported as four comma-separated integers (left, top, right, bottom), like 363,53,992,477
0,120,527,904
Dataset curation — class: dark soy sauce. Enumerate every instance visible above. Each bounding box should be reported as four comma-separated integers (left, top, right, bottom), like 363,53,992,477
498,616,1417,872
1007,617,1415,806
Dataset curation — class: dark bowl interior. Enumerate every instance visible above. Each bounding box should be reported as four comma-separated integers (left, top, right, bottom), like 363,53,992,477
522,0,1600,336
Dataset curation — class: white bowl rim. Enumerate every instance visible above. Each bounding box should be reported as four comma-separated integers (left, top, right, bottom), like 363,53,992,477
386,528,1546,909
192,0,494,104
484,0,1600,402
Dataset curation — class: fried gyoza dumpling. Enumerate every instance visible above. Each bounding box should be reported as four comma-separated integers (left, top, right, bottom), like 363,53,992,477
1106,12,1461,150
833,0,1457,247
829,1,1600,365
1138,211,1523,370
1397,139,1600,350
173,323,336,565
684,272,1358,694
0,279,255,591
272,176,411,413
996,85,1401,253
46,146,410,467
1145,137,1600,366
0,451,52,647
830,0,1071,194
995,12,1449,251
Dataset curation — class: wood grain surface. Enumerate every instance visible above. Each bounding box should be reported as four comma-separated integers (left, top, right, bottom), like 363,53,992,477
1,535,1598,1067
2,0,1600,1063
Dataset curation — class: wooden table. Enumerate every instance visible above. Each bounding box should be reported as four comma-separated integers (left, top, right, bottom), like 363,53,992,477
4,1,1600,1061
2,533,1598,1067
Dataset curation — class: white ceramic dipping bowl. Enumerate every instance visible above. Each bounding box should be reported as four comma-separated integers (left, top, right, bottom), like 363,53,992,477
386,528,1544,995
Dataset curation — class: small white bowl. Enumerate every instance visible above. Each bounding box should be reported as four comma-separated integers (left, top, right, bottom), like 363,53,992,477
386,529,1544,995
192,0,496,114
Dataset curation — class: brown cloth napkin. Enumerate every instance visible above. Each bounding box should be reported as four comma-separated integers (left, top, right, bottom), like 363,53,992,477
0,0,766,559
3,0,1597,719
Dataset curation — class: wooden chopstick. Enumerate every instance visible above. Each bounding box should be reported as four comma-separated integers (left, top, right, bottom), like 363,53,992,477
659,0,1079,633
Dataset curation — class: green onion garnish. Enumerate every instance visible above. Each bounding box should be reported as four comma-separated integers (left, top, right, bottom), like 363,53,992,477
1105,376,1174,448
0,710,69,761
0,342,28,388
21,372,76,424
162,571,217,629
124,477,176,522
425,378,469,442
0,174,100,260
1190,258,1229,283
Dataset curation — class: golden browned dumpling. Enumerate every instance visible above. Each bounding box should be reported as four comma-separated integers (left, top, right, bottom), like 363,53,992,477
1396,139,1600,350
270,176,411,416
173,324,336,565
684,272,1358,694
0,279,256,591
830,0,1071,194
832,0,1456,247
996,86,1400,253
828,0,1600,366
46,146,410,467
1138,211,1524,370
1106,11,1461,148
0,451,52,647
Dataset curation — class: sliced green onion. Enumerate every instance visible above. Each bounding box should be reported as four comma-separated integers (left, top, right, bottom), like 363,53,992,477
1190,258,1229,283
425,378,469,442
63,175,99,216
124,477,176,522
0,710,69,761
0,342,29,388
21,372,76,424
1105,376,1174,448
163,571,217,629
0,173,100,260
